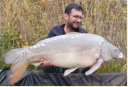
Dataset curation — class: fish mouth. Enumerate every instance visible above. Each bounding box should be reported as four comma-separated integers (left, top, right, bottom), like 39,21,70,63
117,53,123,61
113,53,123,61
118,53,123,58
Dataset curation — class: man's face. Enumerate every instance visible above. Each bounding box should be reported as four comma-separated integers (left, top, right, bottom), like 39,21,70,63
65,8,83,30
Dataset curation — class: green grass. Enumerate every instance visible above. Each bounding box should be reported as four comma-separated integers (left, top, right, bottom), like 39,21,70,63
97,60,125,73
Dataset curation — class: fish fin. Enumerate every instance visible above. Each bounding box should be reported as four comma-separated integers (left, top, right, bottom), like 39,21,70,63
85,58,103,75
31,62,41,67
9,58,29,84
64,67,78,76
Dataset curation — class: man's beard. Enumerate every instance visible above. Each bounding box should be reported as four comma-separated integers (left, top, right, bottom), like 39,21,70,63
67,22,79,31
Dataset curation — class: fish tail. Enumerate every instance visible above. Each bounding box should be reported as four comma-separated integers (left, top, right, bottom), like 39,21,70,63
9,58,29,84
4,48,26,64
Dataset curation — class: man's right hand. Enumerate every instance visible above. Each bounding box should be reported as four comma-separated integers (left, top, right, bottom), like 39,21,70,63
40,59,53,67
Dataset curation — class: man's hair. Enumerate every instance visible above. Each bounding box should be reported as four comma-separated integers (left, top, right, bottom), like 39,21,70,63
65,3,83,15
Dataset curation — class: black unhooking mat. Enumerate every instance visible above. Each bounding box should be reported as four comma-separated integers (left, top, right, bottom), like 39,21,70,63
0,68,127,86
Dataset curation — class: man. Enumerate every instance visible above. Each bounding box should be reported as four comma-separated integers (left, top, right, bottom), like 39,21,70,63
40,4,92,73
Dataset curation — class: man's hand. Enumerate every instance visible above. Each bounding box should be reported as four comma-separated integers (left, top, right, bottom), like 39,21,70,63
40,59,53,67
89,60,98,68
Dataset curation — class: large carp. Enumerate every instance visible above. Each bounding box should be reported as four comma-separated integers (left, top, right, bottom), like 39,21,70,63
4,32,123,84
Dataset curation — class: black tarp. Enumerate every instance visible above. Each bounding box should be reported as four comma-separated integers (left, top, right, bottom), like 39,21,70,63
0,68,127,86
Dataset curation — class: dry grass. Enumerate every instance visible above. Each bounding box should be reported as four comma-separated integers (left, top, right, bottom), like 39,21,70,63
0,0,127,72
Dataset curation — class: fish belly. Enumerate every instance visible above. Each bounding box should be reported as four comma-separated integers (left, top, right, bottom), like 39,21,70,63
28,33,102,68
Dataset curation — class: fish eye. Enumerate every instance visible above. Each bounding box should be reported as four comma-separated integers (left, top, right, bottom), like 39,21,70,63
114,49,117,52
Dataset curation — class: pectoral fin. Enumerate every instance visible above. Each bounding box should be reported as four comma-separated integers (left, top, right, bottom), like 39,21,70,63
31,62,41,67
64,67,78,76
85,58,103,75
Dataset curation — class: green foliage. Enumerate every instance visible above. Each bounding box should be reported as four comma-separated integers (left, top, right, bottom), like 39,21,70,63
97,60,125,73
0,28,24,69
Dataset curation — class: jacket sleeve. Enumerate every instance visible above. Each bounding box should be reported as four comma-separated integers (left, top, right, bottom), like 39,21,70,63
47,28,56,38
